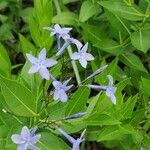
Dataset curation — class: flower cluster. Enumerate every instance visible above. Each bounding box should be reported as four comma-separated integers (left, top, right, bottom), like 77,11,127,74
11,24,117,150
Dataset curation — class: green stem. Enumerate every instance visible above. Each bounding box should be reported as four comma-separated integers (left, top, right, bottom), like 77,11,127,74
67,46,81,84
54,0,81,85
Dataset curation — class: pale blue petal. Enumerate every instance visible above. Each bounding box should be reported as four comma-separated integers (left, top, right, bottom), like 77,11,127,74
88,85,107,91
56,42,70,56
63,78,72,86
70,38,82,50
80,129,86,140
26,54,38,64
21,126,31,139
81,42,88,53
59,89,68,102
53,90,59,100
11,135,25,144
44,59,57,67
52,81,62,89
85,65,108,81
57,128,76,144
79,58,87,68
71,52,80,60
30,126,38,136
84,53,94,61
30,135,41,144
72,141,80,150
28,65,39,74
39,68,50,80
64,84,73,91
38,48,46,61
107,75,113,85
17,143,28,150
64,112,86,120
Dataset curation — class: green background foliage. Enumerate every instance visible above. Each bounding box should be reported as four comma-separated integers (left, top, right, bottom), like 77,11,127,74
0,0,149,149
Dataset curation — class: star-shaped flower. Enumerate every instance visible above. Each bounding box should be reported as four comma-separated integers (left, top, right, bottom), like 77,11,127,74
57,128,86,150
43,24,72,39
88,75,117,104
71,43,94,68
11,126,41,150
52,78,73,102
26,48,57,80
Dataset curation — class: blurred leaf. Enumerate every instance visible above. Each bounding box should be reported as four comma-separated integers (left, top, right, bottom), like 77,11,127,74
0,43,11,77
131,29,150,53
99,0,147,21
38,132,70,150
52,12,79,26
79,0,101,22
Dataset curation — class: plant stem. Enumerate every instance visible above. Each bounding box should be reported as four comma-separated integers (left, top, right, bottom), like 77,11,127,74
54,0,81,85
67,46,81,84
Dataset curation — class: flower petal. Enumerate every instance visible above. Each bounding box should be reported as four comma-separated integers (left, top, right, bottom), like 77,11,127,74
44,59,57,68
30,135,41,144
79,58,87,68
26,54,38,64
21,126,31,139
39,68,50,80
81,42,88,52
57,128,76,144
88,85,107,91
84,53,94,61
70,38,82,50
71,52,80,60
59,89,68,102
17,143,28,150
38,48,46,61
28,65,39,74
52,81,62,89
11,135,25,144
107,75,113,86
53,90,59,100
63,78,72,86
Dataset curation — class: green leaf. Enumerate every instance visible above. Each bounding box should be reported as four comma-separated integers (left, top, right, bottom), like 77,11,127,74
131,29,150,53
121,95,137,119
97,125,123,141
79,1,101,22
38,132,70,150
52,12,79,26
140,77,150,95
119,52,147,72
19,34,36,55
0,43,11,77
84,113,121,126
0,75,38,117
98,0,147,21
65,87,90,116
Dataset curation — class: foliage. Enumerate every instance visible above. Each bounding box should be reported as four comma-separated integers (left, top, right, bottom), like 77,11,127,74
0,0,150,150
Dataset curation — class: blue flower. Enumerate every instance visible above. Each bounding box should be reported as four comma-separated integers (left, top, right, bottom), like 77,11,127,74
71,43,94,68
26,48,57,80
88,75,117,104
11,126,41,150
57,128,86,150
43,24,72,39
52,78,73,102
43,24,72,50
